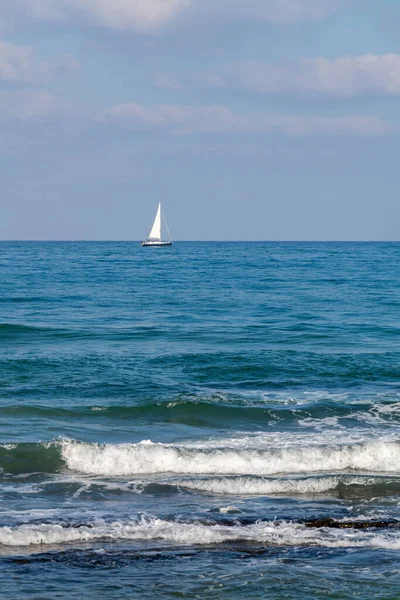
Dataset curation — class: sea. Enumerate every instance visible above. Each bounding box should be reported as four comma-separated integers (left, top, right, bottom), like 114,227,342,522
0,241,400,599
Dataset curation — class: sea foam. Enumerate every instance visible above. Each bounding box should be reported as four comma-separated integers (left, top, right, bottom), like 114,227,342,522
1,517,399,550
177,475,341,495
61,438,400,477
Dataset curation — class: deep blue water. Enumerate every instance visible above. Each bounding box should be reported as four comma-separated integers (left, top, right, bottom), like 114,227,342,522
1,242,400,599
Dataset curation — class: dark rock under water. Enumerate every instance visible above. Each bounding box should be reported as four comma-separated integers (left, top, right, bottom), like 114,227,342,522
304,518,400,529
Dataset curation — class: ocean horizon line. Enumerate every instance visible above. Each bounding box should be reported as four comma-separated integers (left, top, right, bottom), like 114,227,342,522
0,239,398,244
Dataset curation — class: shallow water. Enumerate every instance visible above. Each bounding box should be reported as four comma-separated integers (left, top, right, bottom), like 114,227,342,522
1,241,400,598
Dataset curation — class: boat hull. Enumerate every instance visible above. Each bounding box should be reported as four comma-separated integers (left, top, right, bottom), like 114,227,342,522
141,241,173,247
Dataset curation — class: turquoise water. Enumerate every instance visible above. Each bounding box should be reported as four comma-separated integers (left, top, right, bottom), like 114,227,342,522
1,242,400,599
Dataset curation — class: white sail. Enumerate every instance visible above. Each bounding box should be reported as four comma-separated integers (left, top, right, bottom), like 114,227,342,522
142,201,172,246
148,202,162,240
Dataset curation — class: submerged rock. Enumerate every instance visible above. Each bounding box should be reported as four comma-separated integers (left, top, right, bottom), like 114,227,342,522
304,518,400,529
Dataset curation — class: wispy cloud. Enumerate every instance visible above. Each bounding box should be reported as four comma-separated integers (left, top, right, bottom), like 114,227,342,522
0,0,191,33
199,0,345,25
202,54,400,97
0,39,79,84
0,89,69,119
101,103,237,133
101,102,389,136
0,0,346,33
0,39,52,84
153,73,181,90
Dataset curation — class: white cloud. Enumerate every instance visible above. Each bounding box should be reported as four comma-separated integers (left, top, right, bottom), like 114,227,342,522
102,103,238,133
0,39,79,84
199,0,344,25
69,0,192,32
153,73,181,89
0,0,345,32
0,89,69,119
270,115,388,135
101,102,389,136
0,0,191,32
303,54,400,95
0,39,50,83
211,54,400,97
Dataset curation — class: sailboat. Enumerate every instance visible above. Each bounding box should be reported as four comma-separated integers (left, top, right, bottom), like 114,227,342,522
141,202,173,247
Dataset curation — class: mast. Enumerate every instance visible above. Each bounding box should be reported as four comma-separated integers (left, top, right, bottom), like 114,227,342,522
162,205,172,242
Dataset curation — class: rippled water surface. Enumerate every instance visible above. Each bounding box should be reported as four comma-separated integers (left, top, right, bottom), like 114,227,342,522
1,242,400,599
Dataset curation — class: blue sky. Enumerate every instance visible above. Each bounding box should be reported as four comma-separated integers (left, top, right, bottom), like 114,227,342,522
0,0,399,240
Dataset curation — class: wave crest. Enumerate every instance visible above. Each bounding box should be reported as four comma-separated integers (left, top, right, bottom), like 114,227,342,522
1,516,399,550
61,438,400,477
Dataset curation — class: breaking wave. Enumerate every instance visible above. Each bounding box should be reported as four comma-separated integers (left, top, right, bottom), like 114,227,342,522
60,438,400,477
0,516,400,550
3,473,400,501
175,474,400,496
2,437,400,478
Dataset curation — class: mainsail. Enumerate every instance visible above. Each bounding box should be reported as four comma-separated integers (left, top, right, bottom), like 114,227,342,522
142,202,172,246
148,202,162,241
